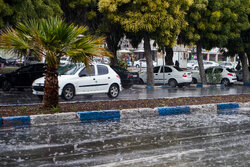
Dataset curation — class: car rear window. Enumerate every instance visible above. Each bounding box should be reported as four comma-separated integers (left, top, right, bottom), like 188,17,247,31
226,68,235,72
97,65,108,75
160,66,172,73
173,66,183,71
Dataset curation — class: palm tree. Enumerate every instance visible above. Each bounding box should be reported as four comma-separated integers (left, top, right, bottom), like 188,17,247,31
0,17,110,108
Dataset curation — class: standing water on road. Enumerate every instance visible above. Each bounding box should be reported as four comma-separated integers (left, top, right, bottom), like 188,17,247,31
1,110,250,166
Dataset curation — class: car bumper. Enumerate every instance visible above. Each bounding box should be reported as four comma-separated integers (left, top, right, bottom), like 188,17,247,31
32,90,44,95
177,77,192,84
230,78,237,83
32,86,44,95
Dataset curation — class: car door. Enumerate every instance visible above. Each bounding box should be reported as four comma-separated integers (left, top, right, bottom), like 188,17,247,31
31,64,45,84
15,65,34,87
95,65,111,92
77,65,97,93
141,59,147,67
158,66,172,84
153,66,160,84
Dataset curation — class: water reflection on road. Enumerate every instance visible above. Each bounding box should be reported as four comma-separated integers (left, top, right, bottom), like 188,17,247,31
0,85,250,105
1,110,250,166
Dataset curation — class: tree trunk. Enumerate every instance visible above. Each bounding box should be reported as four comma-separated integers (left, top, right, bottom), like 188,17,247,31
106,33,120,66
144,35,154,87
197,43,207,84
110,52,118,66
43,65,59,108
247,53,250,65
164,47,174,65
239,53,249,83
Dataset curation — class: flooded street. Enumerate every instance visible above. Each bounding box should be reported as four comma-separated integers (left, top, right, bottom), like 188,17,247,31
1,109,250,166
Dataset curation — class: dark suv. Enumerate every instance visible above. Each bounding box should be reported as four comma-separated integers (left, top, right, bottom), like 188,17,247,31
0,63,45,91
110,65,139,89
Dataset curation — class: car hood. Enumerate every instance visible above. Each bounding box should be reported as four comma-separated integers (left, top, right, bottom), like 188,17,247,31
33,75,76,85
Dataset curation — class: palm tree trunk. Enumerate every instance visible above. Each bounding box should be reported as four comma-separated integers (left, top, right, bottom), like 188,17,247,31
197,42,207,84
144,34,154,87
43,66,59,108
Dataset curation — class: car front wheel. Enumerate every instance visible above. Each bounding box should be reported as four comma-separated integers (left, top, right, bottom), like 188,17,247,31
62,84,75,100
108,84,119,98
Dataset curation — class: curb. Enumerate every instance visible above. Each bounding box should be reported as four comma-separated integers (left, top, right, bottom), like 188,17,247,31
1,102,250,128
194,84,225,88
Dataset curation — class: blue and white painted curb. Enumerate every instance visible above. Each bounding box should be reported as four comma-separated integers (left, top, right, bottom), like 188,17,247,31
194,84,225,88
1,102,250,128
217,103,239,115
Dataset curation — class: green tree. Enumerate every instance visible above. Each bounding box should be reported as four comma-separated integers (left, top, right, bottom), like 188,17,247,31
61,0,124,66
0,17,109,108
99,0,192,87
183,0,250,84
0,0,62,29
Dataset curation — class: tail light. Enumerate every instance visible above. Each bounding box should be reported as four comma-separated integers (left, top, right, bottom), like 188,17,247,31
128,75,133,79
183,73,187,77
116,75,120,79
228,73,233,76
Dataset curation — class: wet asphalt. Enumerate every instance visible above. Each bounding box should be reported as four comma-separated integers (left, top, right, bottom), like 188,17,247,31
0,84,250,106
1,108,250,166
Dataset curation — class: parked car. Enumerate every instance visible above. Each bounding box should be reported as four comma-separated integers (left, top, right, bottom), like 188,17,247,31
0,63,45,91
6,57,18,66
0,57,7,65
32,63,122,100
59,56,71,66
187,60,197,69
134,59,157,68
139,65,192,87
15,57,40,66
219,61,235,70
110,65,139,89
235,67,250,81
192,66,237,86
191,61,219,70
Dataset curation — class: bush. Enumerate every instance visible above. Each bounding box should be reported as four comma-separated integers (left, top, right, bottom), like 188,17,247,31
207,73,222,84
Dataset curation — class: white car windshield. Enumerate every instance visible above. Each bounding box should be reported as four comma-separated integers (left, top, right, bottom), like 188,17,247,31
57,64,82,75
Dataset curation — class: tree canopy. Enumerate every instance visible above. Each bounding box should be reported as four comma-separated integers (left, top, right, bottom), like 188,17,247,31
99,0,193,86
183,0,250,84
0,0,62,28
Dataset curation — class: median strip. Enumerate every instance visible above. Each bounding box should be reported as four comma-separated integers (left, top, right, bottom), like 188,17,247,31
0,102,249,128
78,110,120,123
217,103,239,115
2,116,30,128
158,106,190,116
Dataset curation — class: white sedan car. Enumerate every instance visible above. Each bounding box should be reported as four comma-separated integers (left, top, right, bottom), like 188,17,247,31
32,64,122,100
219,61,236,70
134,59,157,68
191,61,219,70
139,65,192,87
192,66,237,86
